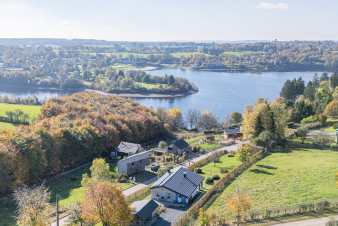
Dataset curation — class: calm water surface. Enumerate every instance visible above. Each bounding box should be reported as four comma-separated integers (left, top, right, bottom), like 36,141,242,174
0,69,317,118
139,69,316,118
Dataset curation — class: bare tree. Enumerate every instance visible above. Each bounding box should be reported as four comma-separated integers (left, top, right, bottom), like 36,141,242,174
14,184,52,226
197,111,220,131
186,109,201,130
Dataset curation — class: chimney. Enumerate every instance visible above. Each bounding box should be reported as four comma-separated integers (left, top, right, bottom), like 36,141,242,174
183,172,187,178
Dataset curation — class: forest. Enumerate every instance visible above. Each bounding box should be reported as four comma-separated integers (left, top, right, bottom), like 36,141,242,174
0,39,337,76
0,92,168,195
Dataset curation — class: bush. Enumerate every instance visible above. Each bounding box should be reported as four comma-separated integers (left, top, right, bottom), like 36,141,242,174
212,175,220,180
228,154,235,157
205,177,214,185
220,167,228,174
195,168,203,174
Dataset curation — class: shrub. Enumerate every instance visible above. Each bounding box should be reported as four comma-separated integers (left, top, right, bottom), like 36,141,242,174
212,175,220,180
195,168,203,174
228,154,235,157
220,167,229,174
205,177,214,185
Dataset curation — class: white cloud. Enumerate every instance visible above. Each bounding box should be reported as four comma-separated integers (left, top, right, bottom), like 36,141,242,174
257,2,289,11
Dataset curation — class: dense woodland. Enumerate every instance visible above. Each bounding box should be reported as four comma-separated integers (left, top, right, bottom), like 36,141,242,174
0,92,167,195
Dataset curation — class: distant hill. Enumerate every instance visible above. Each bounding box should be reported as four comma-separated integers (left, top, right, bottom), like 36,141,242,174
0,38,114,46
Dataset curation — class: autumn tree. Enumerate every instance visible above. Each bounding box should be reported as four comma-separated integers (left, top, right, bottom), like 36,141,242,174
81,181,133,226
238,144,255,162
242,98,287,146
227,189,252,226
167,108,184,129
324,99,338,117
14,184,52,226
81,158,112,186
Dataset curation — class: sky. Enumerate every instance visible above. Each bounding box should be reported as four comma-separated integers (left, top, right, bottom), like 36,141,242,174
0,0,337,41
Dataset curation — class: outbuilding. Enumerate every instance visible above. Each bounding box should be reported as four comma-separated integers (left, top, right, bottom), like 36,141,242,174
117,151,151,176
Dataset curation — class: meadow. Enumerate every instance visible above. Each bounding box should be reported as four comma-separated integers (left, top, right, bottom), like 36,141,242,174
207,149,338,217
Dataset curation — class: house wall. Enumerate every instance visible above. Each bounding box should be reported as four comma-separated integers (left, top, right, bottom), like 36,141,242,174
151,187,177,203
118,158,149,176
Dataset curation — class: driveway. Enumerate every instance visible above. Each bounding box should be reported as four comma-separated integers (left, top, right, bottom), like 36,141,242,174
272,215,338,226
152,206,187,226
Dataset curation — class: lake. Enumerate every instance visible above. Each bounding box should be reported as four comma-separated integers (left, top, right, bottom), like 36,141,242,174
0,69,317,119
140,69,316,118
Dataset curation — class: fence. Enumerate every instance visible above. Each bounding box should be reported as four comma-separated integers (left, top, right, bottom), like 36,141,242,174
174,150,265,226
246,199,338,222
188,149,228,172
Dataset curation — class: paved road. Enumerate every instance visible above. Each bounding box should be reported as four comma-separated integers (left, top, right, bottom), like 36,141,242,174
272,215,338,226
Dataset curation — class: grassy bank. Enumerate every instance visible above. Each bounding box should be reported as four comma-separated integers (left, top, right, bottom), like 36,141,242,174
207,149,338,217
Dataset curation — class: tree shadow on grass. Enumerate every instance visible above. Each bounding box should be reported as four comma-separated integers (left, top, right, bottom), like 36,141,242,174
256,164,277,170
250,168,274,175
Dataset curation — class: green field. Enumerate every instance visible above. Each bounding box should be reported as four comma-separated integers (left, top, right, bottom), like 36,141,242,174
199,154,242,189
207,149,338,217
0,103,41,131
0,103,41,119
223,51,262,56
48,162,133,208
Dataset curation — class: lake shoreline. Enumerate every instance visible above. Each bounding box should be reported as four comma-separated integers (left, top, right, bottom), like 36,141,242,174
85,89,198,99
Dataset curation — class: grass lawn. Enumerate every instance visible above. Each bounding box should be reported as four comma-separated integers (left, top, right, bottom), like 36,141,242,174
171,52,212,58
199,154,242,189
186,134,223,152
0,103,41,131
207,149,338,218
0,103,41,120
48,162,134,208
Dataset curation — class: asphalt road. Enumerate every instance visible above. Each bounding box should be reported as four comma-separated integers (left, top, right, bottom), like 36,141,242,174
272,215,338,226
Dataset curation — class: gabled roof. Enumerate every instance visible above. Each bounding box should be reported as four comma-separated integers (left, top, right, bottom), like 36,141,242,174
117,151,151,165
151,166,203,198
131,199,159,219
170,139,189,150
117,142,143,155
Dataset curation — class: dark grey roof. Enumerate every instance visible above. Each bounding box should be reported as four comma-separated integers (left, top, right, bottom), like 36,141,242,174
170,139,189,149
225,127,241,135
131,199,159,219
117,142,143,155
151,166,203,198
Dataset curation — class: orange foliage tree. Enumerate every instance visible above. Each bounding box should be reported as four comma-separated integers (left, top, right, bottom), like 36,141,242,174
81,181,133,226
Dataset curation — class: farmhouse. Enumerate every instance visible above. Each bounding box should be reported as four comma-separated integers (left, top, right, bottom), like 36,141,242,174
224,126,242,139
151,166,203,206
111,141,144,159
168,139,190,155
131,199,159,226
117,151,151,176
